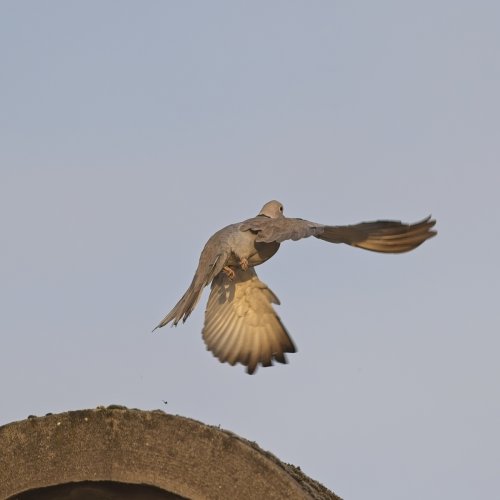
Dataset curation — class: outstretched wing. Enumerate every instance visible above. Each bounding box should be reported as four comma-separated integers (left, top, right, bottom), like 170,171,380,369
240,216,436,254
202,268,296,375
316,216,437,253
240,217,322,242
154,235,232,329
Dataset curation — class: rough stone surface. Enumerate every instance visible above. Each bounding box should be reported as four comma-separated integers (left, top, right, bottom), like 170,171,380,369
0,406,341,500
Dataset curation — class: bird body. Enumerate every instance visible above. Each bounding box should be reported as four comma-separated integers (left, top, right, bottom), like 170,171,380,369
154,200,436,374
207,221,281,269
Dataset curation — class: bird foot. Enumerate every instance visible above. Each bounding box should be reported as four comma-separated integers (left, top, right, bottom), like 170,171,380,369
239,257,249,271
223,266,236,280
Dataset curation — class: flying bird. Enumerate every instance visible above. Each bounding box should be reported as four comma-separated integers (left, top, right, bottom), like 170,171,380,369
154,200,436,374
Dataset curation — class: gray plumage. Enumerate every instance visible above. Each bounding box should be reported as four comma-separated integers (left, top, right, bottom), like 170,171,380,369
154,200,437,374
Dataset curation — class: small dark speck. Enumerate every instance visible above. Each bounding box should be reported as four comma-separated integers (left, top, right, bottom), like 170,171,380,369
162,400,168,405
28,415,36,419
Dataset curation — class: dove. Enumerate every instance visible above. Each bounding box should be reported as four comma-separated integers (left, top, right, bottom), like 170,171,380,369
154,200,436,374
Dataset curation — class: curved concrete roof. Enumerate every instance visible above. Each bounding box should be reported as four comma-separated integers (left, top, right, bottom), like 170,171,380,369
0,406,341,499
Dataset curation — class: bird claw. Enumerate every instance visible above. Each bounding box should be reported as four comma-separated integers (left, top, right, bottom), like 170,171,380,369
223,266,235,280
239,258,249,271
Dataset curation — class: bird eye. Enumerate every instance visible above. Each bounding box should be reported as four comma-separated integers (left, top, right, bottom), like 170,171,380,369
279,206,283,212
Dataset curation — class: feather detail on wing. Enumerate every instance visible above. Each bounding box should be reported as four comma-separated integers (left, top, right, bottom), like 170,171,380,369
240,217,321,243
153,251,228,330
240,215,437,254
315,216,437,253
202,267,296,374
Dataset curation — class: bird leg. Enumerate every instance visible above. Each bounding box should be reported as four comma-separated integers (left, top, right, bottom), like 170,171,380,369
222,266,236,280
239,257,249,271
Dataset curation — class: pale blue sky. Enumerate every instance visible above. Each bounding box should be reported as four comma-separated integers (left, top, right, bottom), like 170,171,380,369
1,2,499,499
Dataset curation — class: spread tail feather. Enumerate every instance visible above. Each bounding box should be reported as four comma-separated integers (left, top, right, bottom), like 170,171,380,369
202,268,296,374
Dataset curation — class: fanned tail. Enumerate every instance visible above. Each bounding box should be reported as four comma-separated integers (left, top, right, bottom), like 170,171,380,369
202,268,296,375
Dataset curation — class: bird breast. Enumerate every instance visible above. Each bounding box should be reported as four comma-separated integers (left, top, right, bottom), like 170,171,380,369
248,240,280,266
225,227,280,268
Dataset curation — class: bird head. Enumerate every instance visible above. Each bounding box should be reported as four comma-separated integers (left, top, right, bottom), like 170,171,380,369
258,200,284,218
